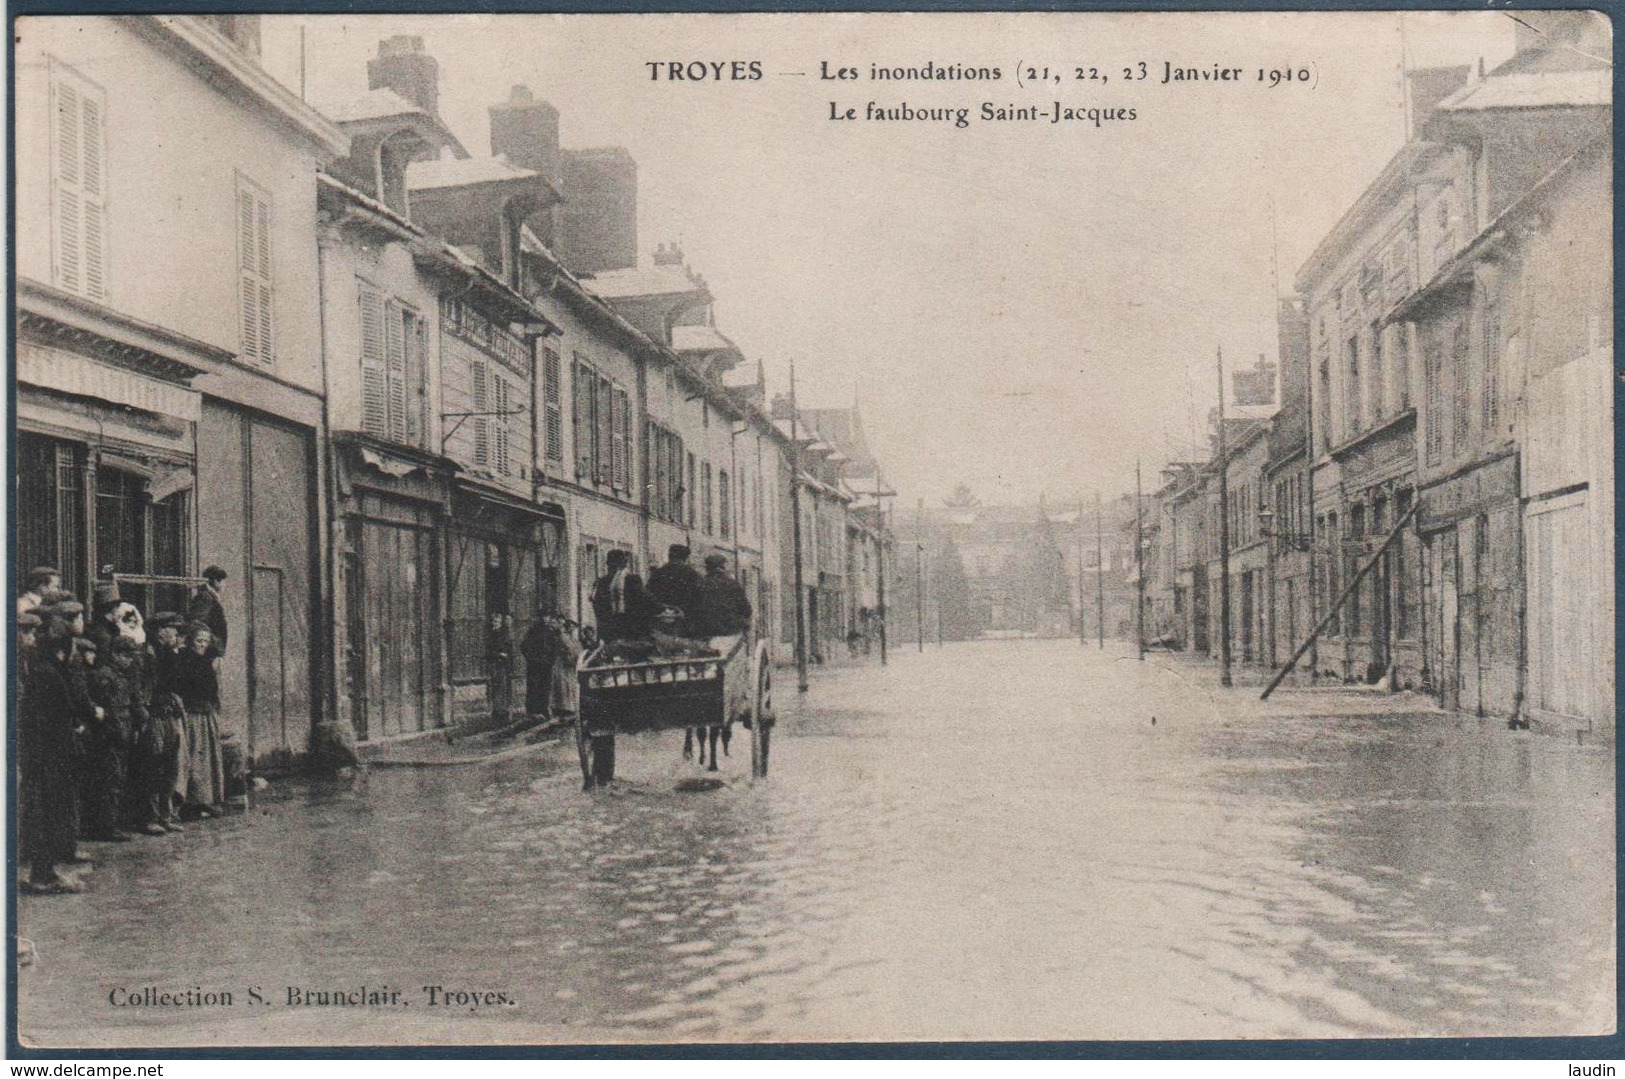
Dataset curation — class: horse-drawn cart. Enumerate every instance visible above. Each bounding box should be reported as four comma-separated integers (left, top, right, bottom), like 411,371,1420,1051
575,634,775,788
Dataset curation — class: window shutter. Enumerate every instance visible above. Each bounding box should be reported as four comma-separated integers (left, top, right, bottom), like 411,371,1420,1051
358,282,388,437
236,180,274,364
543,347,563,462
385,300,408,442
573,357,591,479
494,376,512,475
472,358,490,468
596,376,614,485
406,315,426,447
611,387,628,490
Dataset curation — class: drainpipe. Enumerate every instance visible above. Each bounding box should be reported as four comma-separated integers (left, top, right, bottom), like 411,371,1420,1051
314,228,345,763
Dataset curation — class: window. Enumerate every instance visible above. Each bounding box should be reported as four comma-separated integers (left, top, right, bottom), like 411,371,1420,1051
236,176,274,365
1344,334,1361,435
1450,319,1471,454
542,347,563,463
1424,327,1445,466
1481,305,1501,439
720,469,732,540
358,282,425,446
1370,323,1385,423
595,375,614,486
646,422,685,521
49,61,108,302
1395,325,1412,410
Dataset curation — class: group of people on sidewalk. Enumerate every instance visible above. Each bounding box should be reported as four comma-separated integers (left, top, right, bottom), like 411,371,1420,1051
16,565,241,896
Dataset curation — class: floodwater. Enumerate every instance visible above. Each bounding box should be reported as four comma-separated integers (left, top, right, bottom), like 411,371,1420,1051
16,640,1615,1047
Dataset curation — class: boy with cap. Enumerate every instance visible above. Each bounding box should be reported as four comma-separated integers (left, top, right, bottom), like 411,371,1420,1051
18,567,61,618
84,637,149,839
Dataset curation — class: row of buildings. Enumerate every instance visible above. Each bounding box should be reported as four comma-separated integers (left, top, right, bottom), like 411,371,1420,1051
15,16,893,765
1135,12,1612,731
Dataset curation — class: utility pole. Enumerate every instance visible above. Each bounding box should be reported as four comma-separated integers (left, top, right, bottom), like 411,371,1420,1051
1095,489,1105,650
1135,460,1146,662
789,360,809,694
1304,307,1318,683
1076,496,1087,646
1217,344,1233,688
915,497,925,652
876,469,889,667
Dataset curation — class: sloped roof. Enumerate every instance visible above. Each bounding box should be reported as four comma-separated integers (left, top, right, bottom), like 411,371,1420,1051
586,263,708,300
1439,69,1609,112
407,155,538,191
671,324,739,354
319,88,423,123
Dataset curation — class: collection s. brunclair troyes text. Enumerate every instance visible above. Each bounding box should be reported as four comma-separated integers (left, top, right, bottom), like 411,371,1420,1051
108,985,515,1010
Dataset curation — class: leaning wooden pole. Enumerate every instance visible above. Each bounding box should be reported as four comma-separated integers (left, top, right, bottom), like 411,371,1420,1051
1262,500,1419,700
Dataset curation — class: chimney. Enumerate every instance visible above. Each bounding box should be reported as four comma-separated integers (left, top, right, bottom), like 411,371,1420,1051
652,242,685,267
1405,65,1471,132
555,147,639,274
489,85,562,244
489,86,561,189
368,36,440,117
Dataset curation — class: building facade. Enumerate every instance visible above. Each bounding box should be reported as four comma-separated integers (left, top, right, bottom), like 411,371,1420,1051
16,15,347,765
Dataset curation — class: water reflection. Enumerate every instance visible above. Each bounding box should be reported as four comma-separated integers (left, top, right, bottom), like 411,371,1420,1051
17,641,1614,1045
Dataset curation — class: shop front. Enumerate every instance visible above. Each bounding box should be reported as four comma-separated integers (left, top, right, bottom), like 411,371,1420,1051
445,482,567,726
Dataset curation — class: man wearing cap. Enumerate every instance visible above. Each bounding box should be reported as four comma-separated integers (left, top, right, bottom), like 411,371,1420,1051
187,566,229,658
18,567,61,618
648,544,703,633
692,553,753,639
20,604,93,892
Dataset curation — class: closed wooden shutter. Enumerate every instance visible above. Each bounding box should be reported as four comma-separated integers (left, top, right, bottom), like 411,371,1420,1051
543,347,563,462
358,282,388,437
237,177,274,364
471,357,490,468
493,375,512,475
51,65,107,302
572,356,591,479
596,375,614,486
406,314,427,447
611,386,629,490
385,300,407,441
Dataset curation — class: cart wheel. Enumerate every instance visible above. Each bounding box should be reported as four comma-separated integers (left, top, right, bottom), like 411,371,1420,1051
590,735,616,785
751,647,773,779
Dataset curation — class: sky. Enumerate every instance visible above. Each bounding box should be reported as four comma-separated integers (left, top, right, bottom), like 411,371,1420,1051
260,12,1516,508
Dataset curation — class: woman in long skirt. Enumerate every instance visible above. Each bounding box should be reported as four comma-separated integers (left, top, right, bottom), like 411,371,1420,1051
170,623,226,817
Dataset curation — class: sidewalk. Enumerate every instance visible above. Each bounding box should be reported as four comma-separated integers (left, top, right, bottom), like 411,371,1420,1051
356,720,575,768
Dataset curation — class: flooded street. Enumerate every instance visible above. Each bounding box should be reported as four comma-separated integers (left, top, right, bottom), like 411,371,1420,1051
18,640,1614,1047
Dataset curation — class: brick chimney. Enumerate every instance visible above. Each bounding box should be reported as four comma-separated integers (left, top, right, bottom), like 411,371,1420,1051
1405,65,1471,132
368,36,440,117
556,147,638,274
489,86,561,188
652,242,685,267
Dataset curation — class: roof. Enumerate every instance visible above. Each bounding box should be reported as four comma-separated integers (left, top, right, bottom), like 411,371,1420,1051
136,17,348,158
319,87,424,124
586,263,708,300
407,155,539,192
671,324,739,354
1438,69,1609,112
